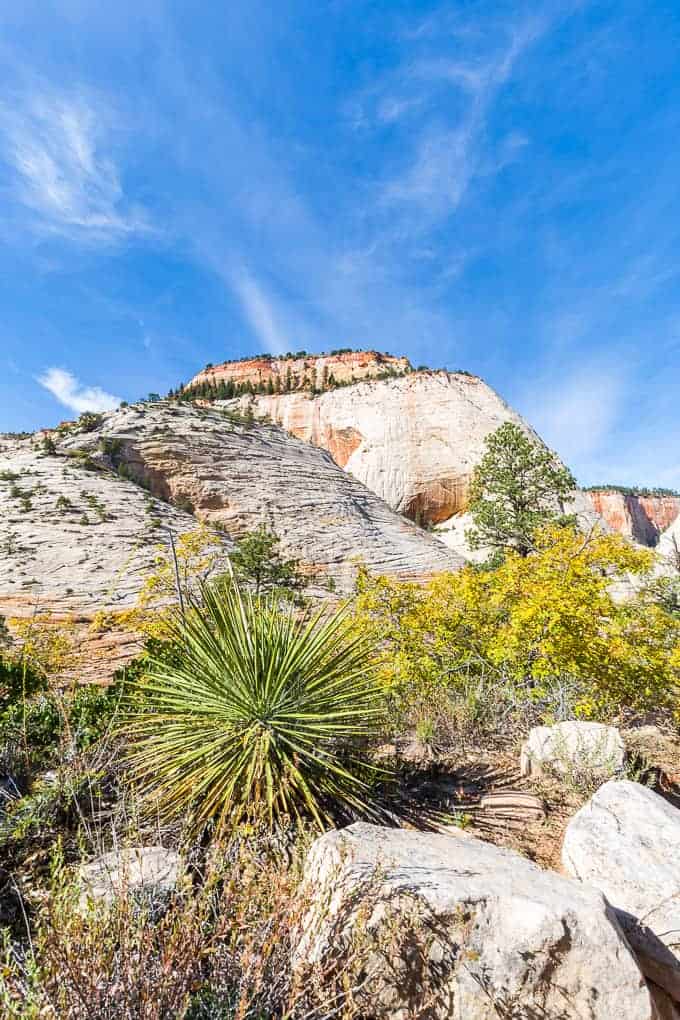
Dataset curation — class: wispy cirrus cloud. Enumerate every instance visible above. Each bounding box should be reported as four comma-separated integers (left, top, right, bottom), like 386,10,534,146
378,16,546,223
229,269,290,355
0,90,149,244
346,10,546,233
37,367,121,414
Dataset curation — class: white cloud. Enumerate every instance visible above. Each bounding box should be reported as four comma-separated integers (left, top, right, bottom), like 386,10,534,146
37,367,121,414
230,269,290,355
378,16,545,223
0,90,148,243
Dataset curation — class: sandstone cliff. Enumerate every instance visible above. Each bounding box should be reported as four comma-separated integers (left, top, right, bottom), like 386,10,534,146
0,403,462,677
585,490,680,547
75,403,460,583
0,429,211,679
187,350,409,394
222,370,543,526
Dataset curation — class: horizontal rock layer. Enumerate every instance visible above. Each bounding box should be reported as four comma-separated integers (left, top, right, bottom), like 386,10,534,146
188,350,409,392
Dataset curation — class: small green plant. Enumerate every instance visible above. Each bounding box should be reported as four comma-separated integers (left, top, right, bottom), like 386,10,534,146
56,495,73,511
227,523,305,599
415,717,436,752
77,412,103,433
100,436,124,464
124,582,387,831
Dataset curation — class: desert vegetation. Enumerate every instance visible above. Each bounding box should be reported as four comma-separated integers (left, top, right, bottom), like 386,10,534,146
0,425,679,1017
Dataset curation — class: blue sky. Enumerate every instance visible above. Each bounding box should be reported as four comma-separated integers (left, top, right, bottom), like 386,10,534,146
0,1,679,487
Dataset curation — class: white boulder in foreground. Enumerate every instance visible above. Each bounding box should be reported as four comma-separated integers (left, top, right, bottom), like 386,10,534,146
296,822,652,1019
563,780,680,1003
520,720,625,778
78,846,182,909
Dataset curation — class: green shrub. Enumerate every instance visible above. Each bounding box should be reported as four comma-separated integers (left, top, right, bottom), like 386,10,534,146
124,582,386,831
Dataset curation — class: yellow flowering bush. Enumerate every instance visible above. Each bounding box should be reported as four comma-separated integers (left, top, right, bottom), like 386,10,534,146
355,525,680,720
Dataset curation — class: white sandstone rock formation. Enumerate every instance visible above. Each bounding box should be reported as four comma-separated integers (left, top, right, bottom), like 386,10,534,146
78,846,182,910
226,371,538,525
520,721,625,778
296,822,653,1019
657,516,680,574
562,780,680,1002
67,403,464,588
222,371,609,548
0,429,213,679
1,404,462,680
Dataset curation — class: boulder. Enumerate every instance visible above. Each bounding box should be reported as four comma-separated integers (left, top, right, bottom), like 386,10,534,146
78,846,182,910
296,822,653,1019
520,720,625,778
562,780,680,1002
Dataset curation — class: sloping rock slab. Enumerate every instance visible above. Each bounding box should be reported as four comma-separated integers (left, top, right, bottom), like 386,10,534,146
296,822,652,1019
79,846,181,910
520,720,625,778
563,780,680,1002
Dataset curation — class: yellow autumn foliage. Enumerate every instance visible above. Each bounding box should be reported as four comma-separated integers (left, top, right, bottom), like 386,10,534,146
8,615,79,678
355,524,680,719
90,525,227,642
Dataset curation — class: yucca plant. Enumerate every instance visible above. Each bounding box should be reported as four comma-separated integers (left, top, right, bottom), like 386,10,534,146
123,582,388,831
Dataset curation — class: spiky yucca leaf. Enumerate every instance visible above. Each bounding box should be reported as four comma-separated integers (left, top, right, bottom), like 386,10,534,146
124,583,387,831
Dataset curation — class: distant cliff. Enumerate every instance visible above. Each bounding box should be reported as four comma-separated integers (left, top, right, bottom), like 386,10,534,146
585,489,680,547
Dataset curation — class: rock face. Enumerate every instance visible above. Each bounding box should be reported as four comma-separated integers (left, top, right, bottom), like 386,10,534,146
297,822,652,1019
585,490,680,547
1,403,461,680
658,517,680,572
0,429,212,679
66,403,463,589
520,721,625,778
188,350,410,393
78,846,181,909
562,780,680,1002
225,370,540,526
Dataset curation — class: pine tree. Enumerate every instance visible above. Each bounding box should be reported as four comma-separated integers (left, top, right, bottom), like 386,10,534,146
466,423,576,558
227,525,304,598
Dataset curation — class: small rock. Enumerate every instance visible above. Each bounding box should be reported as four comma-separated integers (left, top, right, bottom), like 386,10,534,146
78,846,182,910
563,780,680,1003
520,720,625,778
295,822,653,1019
479,790,546,821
